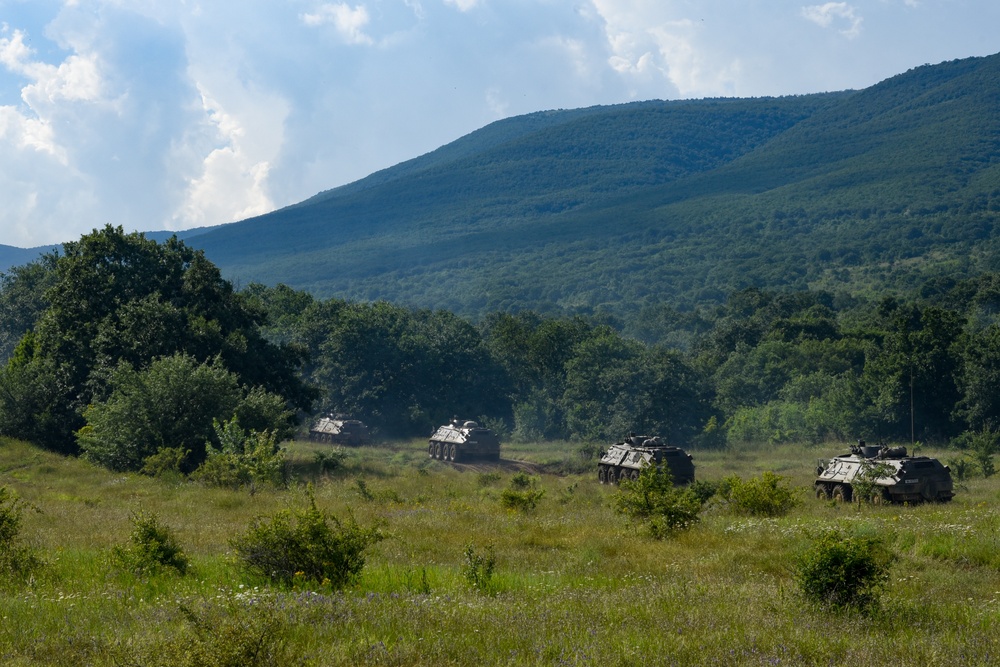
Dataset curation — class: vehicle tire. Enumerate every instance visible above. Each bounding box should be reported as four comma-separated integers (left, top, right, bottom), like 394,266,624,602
871,489,890,505
832,484,852,503
449,444,457,462
428,443,435,458
598,466,608,484
630,469,639,481
814,484,829,500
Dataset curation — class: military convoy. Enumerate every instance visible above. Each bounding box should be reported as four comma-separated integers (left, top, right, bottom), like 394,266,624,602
428,418,501,462
598,434,695,485
308,416,371,446
814,440,954,503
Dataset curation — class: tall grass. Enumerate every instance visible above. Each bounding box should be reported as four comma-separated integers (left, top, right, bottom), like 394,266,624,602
1,436,999,665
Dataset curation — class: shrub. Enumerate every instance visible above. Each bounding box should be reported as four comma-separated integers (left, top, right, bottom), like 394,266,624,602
477,471,502,486
499,473,545,512
795,529,895,610
141,447,190,479
314,447,347,474
462,543,497,594
119,599,293,667
613,465,702,538
230,494,383,589
721,471,799,517
193,418,286,491
110,511,189,575
969,427,999,478
0,486,44,579
850,458,896,503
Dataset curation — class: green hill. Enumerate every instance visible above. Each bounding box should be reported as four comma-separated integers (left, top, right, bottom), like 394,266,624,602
11,53,1000,320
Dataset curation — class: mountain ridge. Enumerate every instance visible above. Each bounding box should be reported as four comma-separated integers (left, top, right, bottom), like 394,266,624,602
6,53,1000,321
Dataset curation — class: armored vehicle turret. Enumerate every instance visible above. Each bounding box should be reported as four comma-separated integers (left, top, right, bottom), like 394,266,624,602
309,416,371,446
598,434,695,485
428,418,501,462
814,440,954,503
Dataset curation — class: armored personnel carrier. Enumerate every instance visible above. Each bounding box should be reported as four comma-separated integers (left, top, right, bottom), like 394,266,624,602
814,441,954,503
428,418,501,462
598,434,695,485
309,416,371,446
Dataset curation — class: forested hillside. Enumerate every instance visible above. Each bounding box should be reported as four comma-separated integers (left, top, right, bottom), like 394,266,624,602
7,228,1000,462
167,53,1000,327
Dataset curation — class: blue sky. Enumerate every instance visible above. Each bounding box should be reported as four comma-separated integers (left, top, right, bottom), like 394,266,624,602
1,0,998,247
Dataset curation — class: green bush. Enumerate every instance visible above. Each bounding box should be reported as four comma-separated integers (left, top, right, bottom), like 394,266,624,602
462,543,497,594
795,529,895,610
0,486,44,579
193,418,286,491
119,600,293,667
499,473,545,512
613,465,702,538
850,458,896,503
110,510,189,575
721,471,799,517
230,494,383,589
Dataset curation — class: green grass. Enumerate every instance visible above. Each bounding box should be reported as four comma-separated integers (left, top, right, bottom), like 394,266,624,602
1,436,1000,665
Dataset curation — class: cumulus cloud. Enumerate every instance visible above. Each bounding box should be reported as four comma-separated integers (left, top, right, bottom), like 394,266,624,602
802,2,863,39
443,0,480,11
301,3,374,45
0,0,997,248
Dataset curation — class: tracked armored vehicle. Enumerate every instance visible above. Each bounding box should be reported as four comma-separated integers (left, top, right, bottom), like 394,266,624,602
598,434,695,485
428,418,501,462
814,441,954,503
309,416,371,446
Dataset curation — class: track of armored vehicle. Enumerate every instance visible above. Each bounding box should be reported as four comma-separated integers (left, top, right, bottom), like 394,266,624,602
308,416,371,446
814,442,954,503
598,434,695,485
428,419,501,462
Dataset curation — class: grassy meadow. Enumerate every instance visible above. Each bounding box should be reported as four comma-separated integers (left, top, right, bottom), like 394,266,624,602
1,435,999,665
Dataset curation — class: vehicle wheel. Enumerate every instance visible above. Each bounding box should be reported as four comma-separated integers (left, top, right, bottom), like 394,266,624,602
630,469,639,481
814,484,829,500
871,489,890,505
832,484,851,503
598,466,608,484
428,443,435,458
449,444,457,462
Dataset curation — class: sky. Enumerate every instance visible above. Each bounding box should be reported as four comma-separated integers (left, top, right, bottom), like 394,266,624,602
1,0,998,248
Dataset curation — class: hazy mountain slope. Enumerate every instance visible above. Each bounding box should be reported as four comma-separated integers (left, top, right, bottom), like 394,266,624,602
190,95,844,282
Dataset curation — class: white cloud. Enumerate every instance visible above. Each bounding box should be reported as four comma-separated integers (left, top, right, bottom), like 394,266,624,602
301,3,374,45
1,0,999,248
443,0,480,11
802,2,864,39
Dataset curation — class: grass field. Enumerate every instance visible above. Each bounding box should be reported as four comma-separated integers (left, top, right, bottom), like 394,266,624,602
1,436,998,665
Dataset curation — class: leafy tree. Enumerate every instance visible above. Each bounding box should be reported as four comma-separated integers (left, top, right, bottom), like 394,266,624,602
861,305,964,441
562,327,708,442
77,353,289,472
312,302,509,436
2,226,314,452
956,325,1000,430
0,255,57,364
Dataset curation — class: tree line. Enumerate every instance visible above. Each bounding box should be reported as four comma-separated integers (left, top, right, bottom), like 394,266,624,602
2,227,1000,477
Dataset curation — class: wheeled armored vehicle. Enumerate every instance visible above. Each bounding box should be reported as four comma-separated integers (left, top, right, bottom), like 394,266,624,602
598,434,695,485
814,441,954,503
309,416,371,446
428,418,501,462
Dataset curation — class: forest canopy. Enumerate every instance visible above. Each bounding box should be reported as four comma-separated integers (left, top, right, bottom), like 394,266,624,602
4,227,1000,476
